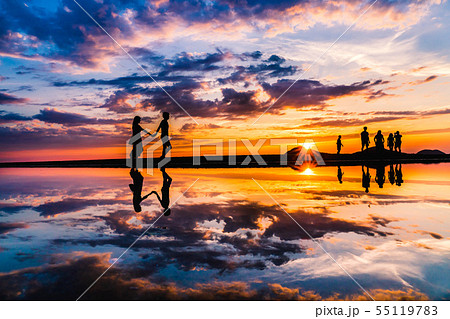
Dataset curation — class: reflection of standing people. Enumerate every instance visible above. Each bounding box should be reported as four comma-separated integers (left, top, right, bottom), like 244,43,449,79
151,168,172,216
336,135,343,154
156,112,172,159
387,133,394,151
130,116,153,169
360,127,370,151
362,166,371,193
388,164,395,185
395,164,403,186
375,165,385,188
374,130,385,151
394,131,402,153
337,166,344,184
129,168,152,212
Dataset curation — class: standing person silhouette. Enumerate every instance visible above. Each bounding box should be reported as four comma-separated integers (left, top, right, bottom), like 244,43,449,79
394,131,402,153
156,112,172,160
129,168,152,212
387,133,394,151
130,116,154,169
337,166,344,184
388,164,395,185
374,130,385,151
360,127,370,151
395,163,403,186
336,135,343,154
375,164,385,188
362,166,371,193
151,167,172,216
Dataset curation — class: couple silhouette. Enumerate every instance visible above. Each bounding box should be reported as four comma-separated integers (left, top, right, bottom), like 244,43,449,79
130,112,172,169
129,112,173,215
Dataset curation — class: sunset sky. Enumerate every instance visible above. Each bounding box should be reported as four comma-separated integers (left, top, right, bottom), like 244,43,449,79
1,0,449,162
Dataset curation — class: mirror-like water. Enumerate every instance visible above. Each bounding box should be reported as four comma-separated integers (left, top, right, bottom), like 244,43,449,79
0,164,449,300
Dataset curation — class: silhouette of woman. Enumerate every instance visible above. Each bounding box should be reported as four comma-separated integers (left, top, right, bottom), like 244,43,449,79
337,166,344,184
387,133,394,151
362,166,371,193
394,131,402,153
130,116,154,169
151,167,172,216
129,168,152,212
374,130,385,151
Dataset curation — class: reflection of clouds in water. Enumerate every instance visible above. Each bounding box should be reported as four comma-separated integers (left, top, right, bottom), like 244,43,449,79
0,252,430,301
0,167,449,300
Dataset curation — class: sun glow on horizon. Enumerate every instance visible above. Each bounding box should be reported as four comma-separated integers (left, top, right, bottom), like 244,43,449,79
300,168,315,175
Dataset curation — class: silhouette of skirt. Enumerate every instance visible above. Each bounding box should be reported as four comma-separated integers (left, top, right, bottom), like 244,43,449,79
131,142,144,168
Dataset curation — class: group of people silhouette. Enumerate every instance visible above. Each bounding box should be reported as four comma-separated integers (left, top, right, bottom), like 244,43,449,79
128,112,173,215
361,126,403,152
337,127,403,154
335,126,405,191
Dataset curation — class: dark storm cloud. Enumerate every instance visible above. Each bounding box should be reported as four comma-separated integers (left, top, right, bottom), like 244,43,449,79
0,92,29,105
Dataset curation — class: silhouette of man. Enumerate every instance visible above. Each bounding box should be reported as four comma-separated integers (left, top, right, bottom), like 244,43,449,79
336,135,343,154
374,130,385,151
151,167,172,216
360,127,370,151
375,165,385,188
388,164,395,185
362,166,371,193
156,112,172,160
395,163,403,186
129,168,152,212
387,133,394,152
337,166,344,184
394,131,402,153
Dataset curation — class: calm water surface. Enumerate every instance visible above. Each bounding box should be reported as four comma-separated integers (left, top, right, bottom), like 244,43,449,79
0,164,449,300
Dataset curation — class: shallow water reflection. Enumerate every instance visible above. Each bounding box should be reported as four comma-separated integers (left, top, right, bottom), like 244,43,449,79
0,164,449,300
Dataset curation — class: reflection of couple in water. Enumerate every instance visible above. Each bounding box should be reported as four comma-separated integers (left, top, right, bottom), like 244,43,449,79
128,112,173,215
129,168,172,215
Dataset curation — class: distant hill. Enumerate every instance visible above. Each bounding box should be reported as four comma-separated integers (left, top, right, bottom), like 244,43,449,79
416,149,446,155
